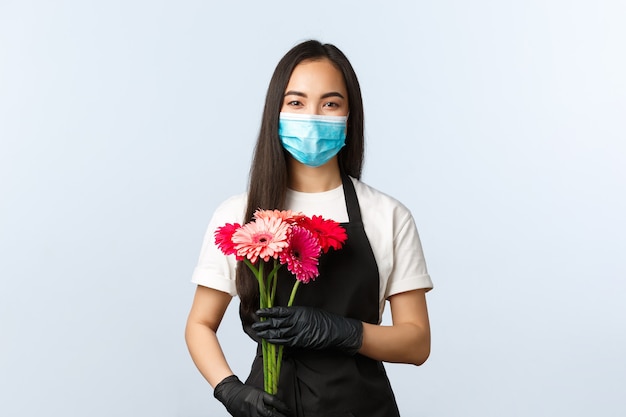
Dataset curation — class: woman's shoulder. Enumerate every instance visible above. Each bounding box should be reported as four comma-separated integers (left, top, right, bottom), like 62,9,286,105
209,192,248,225
216,192,247,210
350,177,412,216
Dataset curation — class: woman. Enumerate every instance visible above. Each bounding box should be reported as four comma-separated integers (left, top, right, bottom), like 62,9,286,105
186,40,433,417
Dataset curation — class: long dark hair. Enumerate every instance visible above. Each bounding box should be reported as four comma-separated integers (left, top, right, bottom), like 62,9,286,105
237,40,365,320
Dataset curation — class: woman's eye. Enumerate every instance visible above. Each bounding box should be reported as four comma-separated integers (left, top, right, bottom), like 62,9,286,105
323,102,339,108
287,100,302,106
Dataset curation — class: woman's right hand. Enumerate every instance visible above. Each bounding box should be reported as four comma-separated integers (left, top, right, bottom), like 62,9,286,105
213,375,291,417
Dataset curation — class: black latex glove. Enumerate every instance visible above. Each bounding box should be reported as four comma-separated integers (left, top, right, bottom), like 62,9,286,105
252,306,363,355
213,375,290,417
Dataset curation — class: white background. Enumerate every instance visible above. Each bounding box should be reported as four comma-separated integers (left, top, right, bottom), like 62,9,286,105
1,1,625,416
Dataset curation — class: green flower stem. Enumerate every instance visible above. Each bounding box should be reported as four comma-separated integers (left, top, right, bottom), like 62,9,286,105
269,342,276,394
243,258,259,276
287,280,301,307
262,339,269,393
269,260,281,306
270,345,280,394
244,259,265,307
247,259,272,393
264,260,282,393
244,259,298,395
276,345,284,391
258,261,266,306
275,279,302,391
266,343,271,389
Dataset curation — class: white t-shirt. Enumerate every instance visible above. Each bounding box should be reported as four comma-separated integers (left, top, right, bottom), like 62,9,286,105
191,177,433,321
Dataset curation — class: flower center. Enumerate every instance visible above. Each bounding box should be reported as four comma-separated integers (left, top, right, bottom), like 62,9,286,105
254,232,274,246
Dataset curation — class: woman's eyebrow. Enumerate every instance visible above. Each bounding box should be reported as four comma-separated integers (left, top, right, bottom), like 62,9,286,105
284,90,307,97
321,92,345,99
283,91,345,99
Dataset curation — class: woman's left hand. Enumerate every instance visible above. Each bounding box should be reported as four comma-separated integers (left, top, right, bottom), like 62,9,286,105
252,306,363,354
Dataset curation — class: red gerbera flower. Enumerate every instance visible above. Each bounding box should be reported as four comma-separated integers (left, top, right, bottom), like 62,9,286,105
232,216,290,263
279,226,320,283
214,223,241,257
296,215,347,253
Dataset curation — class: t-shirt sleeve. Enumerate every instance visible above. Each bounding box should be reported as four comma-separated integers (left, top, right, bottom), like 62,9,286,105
190,196,245,296
385,212,433,298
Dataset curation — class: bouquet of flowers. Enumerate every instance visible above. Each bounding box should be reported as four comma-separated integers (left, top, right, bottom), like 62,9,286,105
214,209,348,394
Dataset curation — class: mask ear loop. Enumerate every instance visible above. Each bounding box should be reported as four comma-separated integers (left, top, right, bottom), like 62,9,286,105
338,111,350,177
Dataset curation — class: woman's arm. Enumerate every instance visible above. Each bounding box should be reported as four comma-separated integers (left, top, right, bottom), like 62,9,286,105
359,289,431,366
185,285,235,387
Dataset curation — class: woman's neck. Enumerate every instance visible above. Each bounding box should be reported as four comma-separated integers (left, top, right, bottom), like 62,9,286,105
287,157,342,193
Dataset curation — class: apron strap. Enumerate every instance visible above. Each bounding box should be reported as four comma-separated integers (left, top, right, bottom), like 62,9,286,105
341,173,363,225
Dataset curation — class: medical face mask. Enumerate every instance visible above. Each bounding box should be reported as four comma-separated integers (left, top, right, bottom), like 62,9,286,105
278,112,348,167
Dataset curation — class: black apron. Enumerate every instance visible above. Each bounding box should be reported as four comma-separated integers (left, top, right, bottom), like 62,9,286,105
242,174,401,417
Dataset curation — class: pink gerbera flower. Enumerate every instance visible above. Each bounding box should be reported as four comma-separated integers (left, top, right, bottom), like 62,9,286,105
296,215,348,253
253,209,305,225
232,216,290,263
279,226,321,283
214,223,241,257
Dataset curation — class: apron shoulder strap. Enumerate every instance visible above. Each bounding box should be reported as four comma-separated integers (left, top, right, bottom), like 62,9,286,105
341,174,362,224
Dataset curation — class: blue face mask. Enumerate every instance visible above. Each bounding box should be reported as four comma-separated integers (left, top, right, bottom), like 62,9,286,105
278,112,348,167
